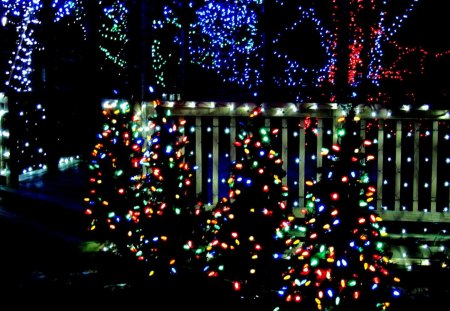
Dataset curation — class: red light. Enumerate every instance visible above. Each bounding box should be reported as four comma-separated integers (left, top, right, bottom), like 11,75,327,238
233,281,241,291
331,192,339,200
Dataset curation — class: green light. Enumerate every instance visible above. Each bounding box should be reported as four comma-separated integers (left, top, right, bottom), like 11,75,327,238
337,128,346,137
376,242,384,250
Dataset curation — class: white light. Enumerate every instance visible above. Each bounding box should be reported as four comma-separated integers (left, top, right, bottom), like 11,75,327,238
1,16,7,27
401,105,410,112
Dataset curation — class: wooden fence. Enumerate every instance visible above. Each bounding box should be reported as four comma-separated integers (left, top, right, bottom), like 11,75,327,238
135,100,450,223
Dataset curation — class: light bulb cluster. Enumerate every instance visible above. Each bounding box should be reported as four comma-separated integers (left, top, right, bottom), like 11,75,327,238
98,0,129,71
2,0,85,92
275,111,401,310
150,0,450,103
193,106,291,295
85,99,198,278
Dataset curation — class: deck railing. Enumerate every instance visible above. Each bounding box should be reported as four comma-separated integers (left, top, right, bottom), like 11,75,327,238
2,96,449,223
137,100,450,223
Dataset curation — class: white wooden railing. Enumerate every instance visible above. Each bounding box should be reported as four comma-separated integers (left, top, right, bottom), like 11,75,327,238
135,100,450,223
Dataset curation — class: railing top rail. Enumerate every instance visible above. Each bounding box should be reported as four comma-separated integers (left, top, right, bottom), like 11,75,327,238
130,100,450,120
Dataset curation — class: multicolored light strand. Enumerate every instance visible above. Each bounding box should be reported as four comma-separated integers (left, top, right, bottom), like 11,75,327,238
275,110,401,310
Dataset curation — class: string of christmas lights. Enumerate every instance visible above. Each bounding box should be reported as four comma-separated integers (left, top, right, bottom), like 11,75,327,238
274,109,401,310
1,0,85,92
192,106,290,301
84,100,143,254
124,100,198,279
98,0,129,73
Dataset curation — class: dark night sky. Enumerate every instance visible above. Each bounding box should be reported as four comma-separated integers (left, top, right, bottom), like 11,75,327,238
397,0,450,51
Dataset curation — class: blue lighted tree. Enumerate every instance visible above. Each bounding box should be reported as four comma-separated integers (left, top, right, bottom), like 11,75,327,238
1,0,85,92
151,0,263,98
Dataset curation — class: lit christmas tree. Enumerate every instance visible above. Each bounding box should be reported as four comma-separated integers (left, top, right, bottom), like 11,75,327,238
126,100,198,280
274,107,401,311
84,100,144,255
193,105,290,304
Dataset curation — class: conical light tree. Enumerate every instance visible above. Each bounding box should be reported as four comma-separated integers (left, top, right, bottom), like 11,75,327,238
126,100,198,280
84,100,145,255
193,106,290,303
274,108,401,311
